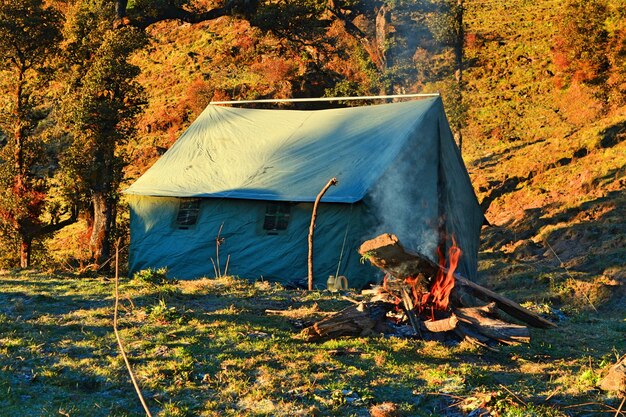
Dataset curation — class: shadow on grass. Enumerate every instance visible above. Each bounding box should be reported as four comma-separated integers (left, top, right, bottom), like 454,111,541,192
481,189,625,274
472,138,547,170
598,120,626,149
1,271,624,416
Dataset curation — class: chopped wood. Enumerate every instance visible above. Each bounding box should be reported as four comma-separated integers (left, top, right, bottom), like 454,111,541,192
361,287,380,296
359,233,434,291
341,295,361,304
400,287,422,337
422,314,458,333
454,303,530,345
370,291,400,304
300,301,392,342
297,233,556,346
453,275,557,329
454,322,495,349
359,233,556,329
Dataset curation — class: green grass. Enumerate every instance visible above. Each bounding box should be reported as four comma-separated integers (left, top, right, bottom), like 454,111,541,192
4,6,625,414
0,271,624,416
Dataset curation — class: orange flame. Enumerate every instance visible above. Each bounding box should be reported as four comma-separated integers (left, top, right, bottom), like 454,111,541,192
405,275,423,305
428,237,462,311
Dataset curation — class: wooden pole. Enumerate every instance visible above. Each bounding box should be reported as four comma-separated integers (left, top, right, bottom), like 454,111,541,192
308,177,338,291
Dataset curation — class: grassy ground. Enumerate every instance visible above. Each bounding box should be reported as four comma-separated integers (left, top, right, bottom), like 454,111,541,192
2,0,624,415
0,270,624,417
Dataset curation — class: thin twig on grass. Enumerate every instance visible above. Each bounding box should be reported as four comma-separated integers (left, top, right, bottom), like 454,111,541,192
544,239,598,312
544,386,560,401
425,392,465,400
499,384,527,407
113,239,154,417
615,397,625,417
564,401,625,415
563,402,599,408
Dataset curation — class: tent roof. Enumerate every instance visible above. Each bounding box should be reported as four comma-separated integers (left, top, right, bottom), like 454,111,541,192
125,98,442,203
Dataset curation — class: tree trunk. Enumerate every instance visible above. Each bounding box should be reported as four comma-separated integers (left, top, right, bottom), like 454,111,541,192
116,0,128,19
14,66,25,191
20,238,32,268
90,191,112,267
15,64,29,268
454,0,464,153
375,5,390,70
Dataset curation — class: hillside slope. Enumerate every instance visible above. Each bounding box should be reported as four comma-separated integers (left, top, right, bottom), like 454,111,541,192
123,0,625,312
461,0,625,312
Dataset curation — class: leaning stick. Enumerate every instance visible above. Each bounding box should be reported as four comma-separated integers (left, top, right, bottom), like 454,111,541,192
215,223,224,278
113,240,154,417
308,177,338,290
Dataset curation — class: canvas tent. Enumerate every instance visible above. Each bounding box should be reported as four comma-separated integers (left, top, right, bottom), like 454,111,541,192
125,97,484,288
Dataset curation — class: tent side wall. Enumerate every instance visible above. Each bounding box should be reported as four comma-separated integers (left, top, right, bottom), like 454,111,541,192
437,115,484,281
128,196,376,287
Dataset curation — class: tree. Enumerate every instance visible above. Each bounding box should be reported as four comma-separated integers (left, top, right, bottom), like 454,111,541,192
111,0,439,103
114,0,259,28
424,0,466,151
62,0,146,267
0,0,76,267
555,0,626,108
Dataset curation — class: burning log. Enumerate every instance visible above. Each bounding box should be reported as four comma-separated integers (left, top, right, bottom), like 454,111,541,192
358,233,556,329
359,233,436,291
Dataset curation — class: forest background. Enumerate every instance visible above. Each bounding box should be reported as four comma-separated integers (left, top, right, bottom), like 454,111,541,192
1,1,625,415
0,0,624,292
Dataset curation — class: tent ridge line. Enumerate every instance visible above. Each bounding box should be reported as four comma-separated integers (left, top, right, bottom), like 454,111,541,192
210,93,440,105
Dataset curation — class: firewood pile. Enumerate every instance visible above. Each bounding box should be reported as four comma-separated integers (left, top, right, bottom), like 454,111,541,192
301,234,556,347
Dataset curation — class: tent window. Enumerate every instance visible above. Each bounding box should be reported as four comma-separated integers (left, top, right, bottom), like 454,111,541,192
176,198,201,228
263,203,290,233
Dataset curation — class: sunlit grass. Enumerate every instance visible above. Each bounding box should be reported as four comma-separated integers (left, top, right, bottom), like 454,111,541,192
0,272,623,416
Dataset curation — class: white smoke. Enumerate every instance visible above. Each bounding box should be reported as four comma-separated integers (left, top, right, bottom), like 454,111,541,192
365,130,439,262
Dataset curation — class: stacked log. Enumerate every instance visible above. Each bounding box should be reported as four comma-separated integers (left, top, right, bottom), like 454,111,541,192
300,301,393,342
300,233,555,346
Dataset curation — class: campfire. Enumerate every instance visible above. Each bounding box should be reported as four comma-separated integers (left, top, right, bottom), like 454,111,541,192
300,233,556,347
